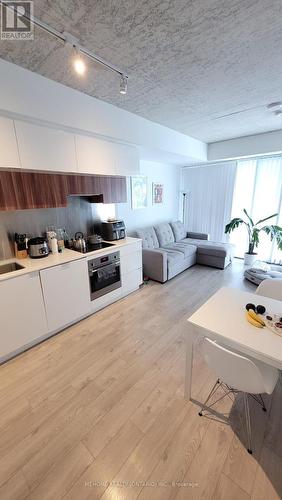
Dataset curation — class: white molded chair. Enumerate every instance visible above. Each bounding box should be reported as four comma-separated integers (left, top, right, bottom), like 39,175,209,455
256,278,282,301
199,337,279,453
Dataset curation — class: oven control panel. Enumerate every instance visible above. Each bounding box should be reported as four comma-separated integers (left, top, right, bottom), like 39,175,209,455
88,251,120,273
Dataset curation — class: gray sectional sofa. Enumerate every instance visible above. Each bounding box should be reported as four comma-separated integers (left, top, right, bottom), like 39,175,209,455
136,221,234,283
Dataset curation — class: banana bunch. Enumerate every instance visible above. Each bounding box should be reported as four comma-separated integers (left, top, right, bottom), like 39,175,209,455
246,309,265,329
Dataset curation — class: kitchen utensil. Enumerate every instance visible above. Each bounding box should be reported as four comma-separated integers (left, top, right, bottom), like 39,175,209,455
14,233,28,259
73,232,87,253
28,237,49,259
88,234,103,245
101,220,126,241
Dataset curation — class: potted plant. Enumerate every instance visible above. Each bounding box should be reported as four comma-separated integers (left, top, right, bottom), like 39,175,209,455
225,209,282,266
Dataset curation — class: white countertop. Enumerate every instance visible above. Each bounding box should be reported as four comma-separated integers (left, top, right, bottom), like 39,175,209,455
0,237,141,283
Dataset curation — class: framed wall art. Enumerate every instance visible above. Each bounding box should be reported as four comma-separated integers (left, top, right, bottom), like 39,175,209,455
131,176,148,209
152,183,164,204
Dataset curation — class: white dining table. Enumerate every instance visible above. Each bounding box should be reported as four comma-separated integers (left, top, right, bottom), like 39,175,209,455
185,286,282,400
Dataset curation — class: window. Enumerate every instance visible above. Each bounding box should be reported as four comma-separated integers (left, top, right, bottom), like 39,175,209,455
230,157,282,264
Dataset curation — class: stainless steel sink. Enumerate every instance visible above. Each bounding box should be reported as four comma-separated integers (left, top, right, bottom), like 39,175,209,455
0,262,25,275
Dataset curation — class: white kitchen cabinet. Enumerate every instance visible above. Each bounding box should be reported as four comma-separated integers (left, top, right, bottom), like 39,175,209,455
0,116,21,168
40,259,91,333
90,287,122,313
120,241,142,257
122,268,143,297
122,250,142,274
120,241,143,297
75,134,116,175
0,272,48,361
15,120,78,172
76,134,140,176
114,143,140,176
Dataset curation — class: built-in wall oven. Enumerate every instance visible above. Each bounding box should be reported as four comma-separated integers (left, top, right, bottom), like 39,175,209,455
88,251,121,300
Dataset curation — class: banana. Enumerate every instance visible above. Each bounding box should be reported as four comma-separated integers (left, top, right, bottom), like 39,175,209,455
246,311,264,328
248,309,265,326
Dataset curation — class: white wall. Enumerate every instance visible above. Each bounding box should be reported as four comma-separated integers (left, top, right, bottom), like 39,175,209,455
116,160,181,234
208,129,282,161
0,59,207,165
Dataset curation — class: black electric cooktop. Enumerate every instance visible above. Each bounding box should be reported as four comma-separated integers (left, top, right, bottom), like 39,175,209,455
73,242,115,254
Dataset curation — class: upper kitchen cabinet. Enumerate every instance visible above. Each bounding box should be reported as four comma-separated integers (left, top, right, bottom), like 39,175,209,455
114,143,140,176
14,120,78,172
0,116,21,168
75,134,116,175
76,134,140,176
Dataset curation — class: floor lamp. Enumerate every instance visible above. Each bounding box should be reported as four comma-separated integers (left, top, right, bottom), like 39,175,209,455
182,191,187,225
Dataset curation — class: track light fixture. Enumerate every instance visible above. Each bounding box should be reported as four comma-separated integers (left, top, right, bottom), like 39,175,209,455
73,48,86,76
120,75,128,95
0,1,128,94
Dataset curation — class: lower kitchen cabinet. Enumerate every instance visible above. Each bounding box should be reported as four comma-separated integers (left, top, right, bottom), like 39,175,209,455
90,287,122,313
122,268,143,297
120,241,143,297
0,272,48,361
0,239,143,363
40,259,91,333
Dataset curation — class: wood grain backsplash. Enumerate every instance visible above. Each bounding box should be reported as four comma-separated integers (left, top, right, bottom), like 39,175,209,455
0,197,101,259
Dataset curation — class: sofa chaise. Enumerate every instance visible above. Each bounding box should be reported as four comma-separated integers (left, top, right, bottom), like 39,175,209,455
136,221,234,283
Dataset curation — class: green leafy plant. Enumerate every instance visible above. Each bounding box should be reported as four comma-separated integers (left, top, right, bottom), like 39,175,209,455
225,209,282,255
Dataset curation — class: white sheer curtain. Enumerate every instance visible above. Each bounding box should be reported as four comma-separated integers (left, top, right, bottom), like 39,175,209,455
182,162,237,242
230,157,282,263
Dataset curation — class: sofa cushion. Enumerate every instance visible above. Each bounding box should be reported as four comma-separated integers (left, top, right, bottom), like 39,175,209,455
162,243,197,258
197,244,227,258
165,249,185,264
185,239,233,258
136,227,159,249
154,223,175,247
170,221,186,242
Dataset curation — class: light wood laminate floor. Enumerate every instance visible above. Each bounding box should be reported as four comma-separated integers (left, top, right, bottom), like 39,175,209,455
0,260,282,500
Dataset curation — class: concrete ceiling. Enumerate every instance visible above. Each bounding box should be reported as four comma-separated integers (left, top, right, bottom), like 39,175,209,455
1,0,282,143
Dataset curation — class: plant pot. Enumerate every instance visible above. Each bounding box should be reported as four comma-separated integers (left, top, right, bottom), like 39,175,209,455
244,253,258,267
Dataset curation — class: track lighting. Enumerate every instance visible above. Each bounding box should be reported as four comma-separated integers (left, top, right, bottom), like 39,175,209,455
0,2,128,94
73,49,86,76
120,75,128,95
